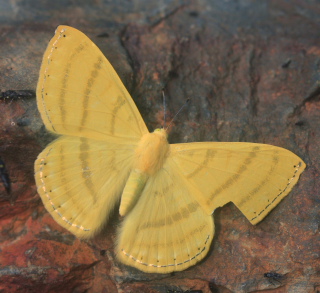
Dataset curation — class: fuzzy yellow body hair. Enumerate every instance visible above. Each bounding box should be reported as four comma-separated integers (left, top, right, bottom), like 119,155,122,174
119,129,169,216
134,129,170,175
35,26,306,274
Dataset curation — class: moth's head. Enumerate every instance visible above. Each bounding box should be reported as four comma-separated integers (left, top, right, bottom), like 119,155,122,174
153,128,168,138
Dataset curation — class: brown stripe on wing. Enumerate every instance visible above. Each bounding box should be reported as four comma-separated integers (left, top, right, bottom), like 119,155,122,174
207,145,260,205
110,95,127,135
138,201,200,230
79,137,97,202
80,55,103,131
186,149,217,179
237,150,279,208
59,42,89,127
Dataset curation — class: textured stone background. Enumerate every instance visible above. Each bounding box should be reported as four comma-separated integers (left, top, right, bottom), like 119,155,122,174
0,0,319,292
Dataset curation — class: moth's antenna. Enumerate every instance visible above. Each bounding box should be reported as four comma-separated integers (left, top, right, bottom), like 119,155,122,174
165,98,190,131
162,90,166,129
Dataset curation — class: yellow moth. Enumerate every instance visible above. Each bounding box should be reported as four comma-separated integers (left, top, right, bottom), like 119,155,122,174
35,25,306,273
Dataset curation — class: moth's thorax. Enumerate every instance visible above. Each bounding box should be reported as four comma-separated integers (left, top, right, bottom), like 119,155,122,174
134,128,169,175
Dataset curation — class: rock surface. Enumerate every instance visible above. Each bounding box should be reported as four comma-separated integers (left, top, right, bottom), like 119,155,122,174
0,1,319,292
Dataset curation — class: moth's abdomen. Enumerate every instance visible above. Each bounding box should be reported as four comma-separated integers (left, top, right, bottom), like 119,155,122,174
119,129,169,216
119,169,148,216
